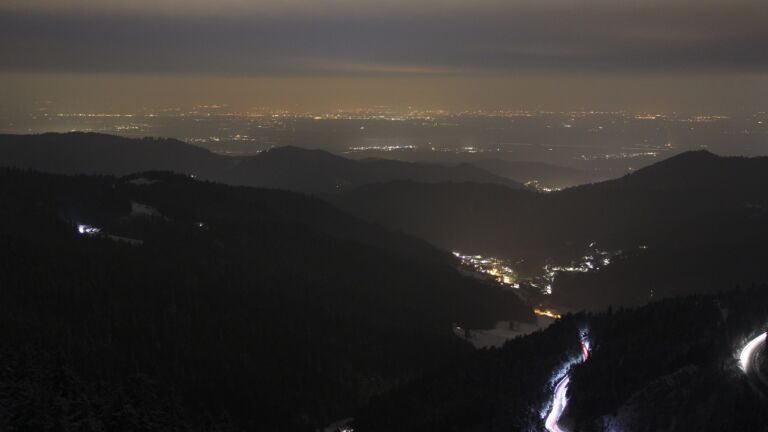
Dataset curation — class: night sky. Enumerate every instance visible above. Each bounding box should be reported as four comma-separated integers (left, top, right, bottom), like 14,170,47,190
2,0,767,112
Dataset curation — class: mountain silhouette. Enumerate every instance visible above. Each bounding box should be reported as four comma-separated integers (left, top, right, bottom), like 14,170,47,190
0,133,521,193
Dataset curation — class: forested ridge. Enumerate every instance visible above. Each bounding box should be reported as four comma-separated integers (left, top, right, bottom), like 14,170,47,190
334,151,768,311
0,169,531,430
0,133,521,193
355,286,768,431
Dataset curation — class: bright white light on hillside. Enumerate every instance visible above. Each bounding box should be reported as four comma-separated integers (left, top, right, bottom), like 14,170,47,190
740,332,766,373
77,224,101,235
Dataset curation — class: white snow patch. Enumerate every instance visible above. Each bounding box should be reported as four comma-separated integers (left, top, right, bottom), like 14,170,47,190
321,417,353,432
131,201,161,217
128,177,158,186
106,235,143,247
456,316,556,349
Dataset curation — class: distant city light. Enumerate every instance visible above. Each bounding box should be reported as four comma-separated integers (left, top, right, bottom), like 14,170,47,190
346,144,416,152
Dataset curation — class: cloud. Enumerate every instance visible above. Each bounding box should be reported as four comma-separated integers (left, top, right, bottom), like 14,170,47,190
1,0,766,76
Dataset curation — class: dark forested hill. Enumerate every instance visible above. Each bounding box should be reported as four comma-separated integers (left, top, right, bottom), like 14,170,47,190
0,133,521,193
470,158,605,189
222,146,523,193
0,132,230,177
333,151,768,310
354,285,768,432
335,151,768,258
0,169,531,431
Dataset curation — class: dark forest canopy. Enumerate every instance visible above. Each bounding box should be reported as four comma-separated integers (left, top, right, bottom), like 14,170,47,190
355,285,768,432
0,168,531,430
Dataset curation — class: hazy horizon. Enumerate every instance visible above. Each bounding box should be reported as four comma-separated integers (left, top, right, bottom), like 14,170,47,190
2,0,768,114
3,73,768,116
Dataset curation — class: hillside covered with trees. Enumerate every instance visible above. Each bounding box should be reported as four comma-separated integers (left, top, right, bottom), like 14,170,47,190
0,169,531,430
355,286,768,431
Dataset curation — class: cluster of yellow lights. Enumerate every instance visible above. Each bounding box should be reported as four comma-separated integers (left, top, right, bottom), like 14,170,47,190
453,252,518,288
534,308,562,319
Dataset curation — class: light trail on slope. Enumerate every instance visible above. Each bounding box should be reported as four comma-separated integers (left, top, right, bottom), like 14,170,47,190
739,332,766,373
545,375,570,432
581,338,591,362
544,331,591,432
